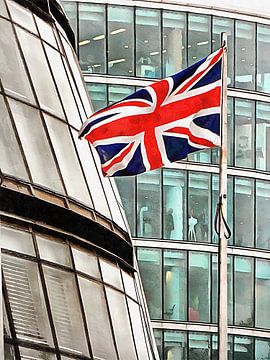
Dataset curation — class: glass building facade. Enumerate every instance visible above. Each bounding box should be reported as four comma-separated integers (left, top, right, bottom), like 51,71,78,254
61,1,270,359
0,0,158,359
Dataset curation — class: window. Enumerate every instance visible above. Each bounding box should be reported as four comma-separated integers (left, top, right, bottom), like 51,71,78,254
257,24,270,93
255,259,270,329
189,333,211,360
164,331,187,360
86,83,107,112
256,180,270,249
256,102,270,171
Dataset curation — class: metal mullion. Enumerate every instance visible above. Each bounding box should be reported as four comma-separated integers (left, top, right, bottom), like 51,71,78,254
210,252,213,325
187,330,190,360
233,19,237,92
187,249,190,322
253,257,256,329
160,8,164,78
69,246,94,360
161,247,164,322
161,168,164,240
135,174,138,238
253,100,256,171
254,178,257,250
232,254,235,326
31,231,61,360
187,170,189,242
105,4,108,75
133,6,136,77
254,22,258,93
96,255,121,360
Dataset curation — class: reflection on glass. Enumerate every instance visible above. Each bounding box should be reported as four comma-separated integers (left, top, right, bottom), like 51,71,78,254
164,331,187,360
100,259,123,290
256,180,270,249
235,99,254,168
164,250,186,320
235,178,254,247
0,225,34,255
136,8,161,78
36,16,58,48
0,0,8,17
234,336,254,360
212,335,234,360
256,102,270,171
108,6,134,76
234,257,253,326
61,2,77,47
189,253,210,322
235,21,255,90
255,339,270,360
257,25,270,93
72,247,100,278
4,344,15,360
255,259,270,329
19,347,57,360
154,329,162,360
108,84,134,105
7,0,37,33
163,169,186,240
122,271,137,300
137,170,161,238
163,11,186,76
189,333,211,360
37,234,71,267
79,3,106,73
137,248,162,319
86,83,107,112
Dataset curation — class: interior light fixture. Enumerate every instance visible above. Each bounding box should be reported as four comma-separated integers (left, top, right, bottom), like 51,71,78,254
241,59,246,62
79,39,91,46
192,56,197,59
110,28,126,35
93,64,101,67
150,51,159,56
93,34,105,41
188,44,191,48
108,58,126,65
162,49,167,53
144,40,149,43
124,45,129,48
241,47,246,51
197,41,208,46
128,69,133,73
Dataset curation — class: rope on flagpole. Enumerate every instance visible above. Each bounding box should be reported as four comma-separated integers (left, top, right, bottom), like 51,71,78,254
214,195,231,239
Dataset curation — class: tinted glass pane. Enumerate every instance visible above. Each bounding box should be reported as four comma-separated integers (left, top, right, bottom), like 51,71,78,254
79,4,105,74
234,337,254,360
19,348,57,360
235,21,255,90
37,234,71,267
255,259,270,328
108,6,134,76
86,83,107,112
257,25,270,93
4,344,15,360
62,2,77,47
189,333,211,360
164,250,186,321
137,248,162,319
154,329,162,360
164,331,187,360
136,8,161,78
100,259,123,290
256,102,270,171
108,84,134,105
72,247,100,278
255,339,270,360
256,180,270,250
0,225,34,255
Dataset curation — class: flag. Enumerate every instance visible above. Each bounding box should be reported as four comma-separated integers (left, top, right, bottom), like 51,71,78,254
79,47,224,177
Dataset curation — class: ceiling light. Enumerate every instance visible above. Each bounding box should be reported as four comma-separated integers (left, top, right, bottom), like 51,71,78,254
241,59,246,62
212,39,216,43
192,56,197,59
162,49,167,53
108,58,126,65
150,51,159,56
164,35,168,38
144,40,149,44
188,44,191,48
93,64,101,67
79,39,91,46
128,69,133,73
181,46,185,49
197,41,209,46
110,28,126,35
241,47,246,51
93,34,105,41
124,45,129,49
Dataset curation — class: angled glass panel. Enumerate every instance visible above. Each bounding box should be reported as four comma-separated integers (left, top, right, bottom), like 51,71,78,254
136,8,161,79
163,11,186,76
255,259,270,329
72,247,100,278
0,0,8,17
36,16,58,48
108,6,134,76
255,339,270,360
79,277,118,360
234,257,254,326
256,102,270,171
16,27,64,118
0,18,35,103
235,178,254,247
86,83,107,112
234,336,254,360
188,14,211,66
235,99,255,169
257,24,270,93
7,0,37,33
0,95,29,179
235,21,255,90
137,248,162,319
163,169,186,240
137,170,161,238
2,254,54,346
79,3,105,74
256,180,270,250
122,271,137,300
37,234,71,267
164,331,187,360
8,99,64,192
100,259,123,290
43,266,89,356
164,250,186,321
61,2,77,47
189,333,211,360
19,348,57,360
0,225,34,255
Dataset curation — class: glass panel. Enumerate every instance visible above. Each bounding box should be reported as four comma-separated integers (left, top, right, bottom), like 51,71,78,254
7,0,37,33
128,299,149,360
235,99,255,168
256,102,270,171
106,287,137,360
234,257,254,326
212,335,234,360
86,83,107,112
0,0,8,17
137,170,161,238
255,339,270,360
255,259,270,328
163,11,186,76
115,177,136,236
235,21,255,90
189,252,210,322
188,14,211,66
36,16,58,48
164,250,186,321
19,348,57,360
189,333,211,360
0,96,29,179
234,336,254,360
2,254,53,346
72,247,100,278
188,172,211,243
16,27,64,117
164,331,187,360
61,2,77,46
4,344,15,360
212,17,234,86
100,259,123,290
8,99,64,192
257,25,270,93
79,277,117,360
108,84,134,105
44,115,91,205
154,329,162,360
0,225,34,255
136,8,161,78
256,180,270,249
44,44,81,128
235,178,254,247
0,18,35,103
79,3,105,74
43,266,89,356
122,271,137,300
163,169,186,240
108,6,134,76
37,234,71,267
137,248,162,319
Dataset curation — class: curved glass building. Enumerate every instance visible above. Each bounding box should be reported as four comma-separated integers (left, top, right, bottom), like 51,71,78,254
0,0,158,359
61,0,270,359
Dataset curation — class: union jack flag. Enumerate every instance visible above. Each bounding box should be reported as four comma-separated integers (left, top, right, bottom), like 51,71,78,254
79,47,224,176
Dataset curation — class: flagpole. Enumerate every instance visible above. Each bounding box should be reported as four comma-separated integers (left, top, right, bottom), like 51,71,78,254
218,32,228,360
